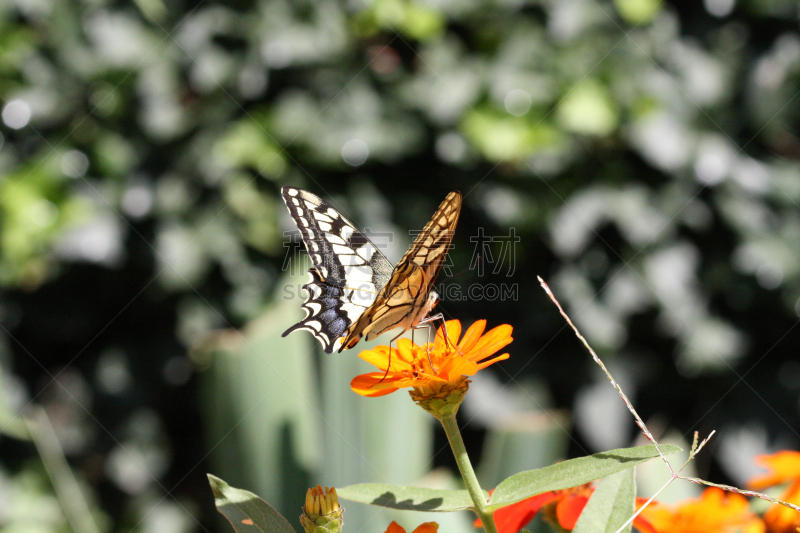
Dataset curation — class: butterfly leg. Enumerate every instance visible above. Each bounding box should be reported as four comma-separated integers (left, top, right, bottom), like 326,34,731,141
417,313,454,350
379,329,408,383
412,313,450,373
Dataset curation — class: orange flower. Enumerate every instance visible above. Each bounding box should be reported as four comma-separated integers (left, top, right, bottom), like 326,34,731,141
384,520,438,533
350,319,511,399
473,485,593,533
748,451,800,533
635,487,765,533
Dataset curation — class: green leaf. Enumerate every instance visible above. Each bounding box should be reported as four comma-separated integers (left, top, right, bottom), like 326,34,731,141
488,444,680,510
555,80,619,136
208,474,297,533
572,468,636,533
337,483,485,512
614,0,663,24
461,107,563,162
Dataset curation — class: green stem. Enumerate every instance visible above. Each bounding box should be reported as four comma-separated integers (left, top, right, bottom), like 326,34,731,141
439,414,498,533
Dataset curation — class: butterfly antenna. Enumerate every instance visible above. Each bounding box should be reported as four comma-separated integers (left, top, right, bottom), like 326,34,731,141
439,255,482,283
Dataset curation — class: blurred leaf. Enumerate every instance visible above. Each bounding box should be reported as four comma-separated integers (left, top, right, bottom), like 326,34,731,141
477,411,571,490
208,474,297,533
337,483,480,512
356,0,444,41
488,445,680,510
214,120,286,178
402,3,445,41
203,272,320,518
133,0,167,24
0,362,29,440
25,407,101,533
572,468,636,533
613,0,663,25
461,107,563,161
94,132,137,177
0,153,91,287
555,80,618,136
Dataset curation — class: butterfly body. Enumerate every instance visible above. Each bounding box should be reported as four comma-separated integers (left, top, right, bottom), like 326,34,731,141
281,187,461,353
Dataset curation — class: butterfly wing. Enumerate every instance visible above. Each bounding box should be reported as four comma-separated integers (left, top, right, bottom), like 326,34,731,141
340,191,462,351
281,187,394,353
395,190,462,281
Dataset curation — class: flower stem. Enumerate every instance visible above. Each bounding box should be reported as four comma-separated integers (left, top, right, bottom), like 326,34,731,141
439,414,498,533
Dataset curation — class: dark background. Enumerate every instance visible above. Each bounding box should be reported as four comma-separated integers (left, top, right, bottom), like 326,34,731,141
1,0,799,531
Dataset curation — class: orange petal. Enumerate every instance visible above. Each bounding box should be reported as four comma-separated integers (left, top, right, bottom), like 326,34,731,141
744,519,766,533
556,493,589,529
763,479,800,532
467,324,513,362
396,338,419,365
748,451,800,489
458,320,486,354
409,522,438,533
434,320,462,352
385,521,406,533
439,356,478,378
350,372,409,397
476,353,510,371
475,492,559,533
633,499,670,533
358,346,402,372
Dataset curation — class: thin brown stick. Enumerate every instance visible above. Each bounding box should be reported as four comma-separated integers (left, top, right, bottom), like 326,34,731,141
537,276,675,474
537,276,800,526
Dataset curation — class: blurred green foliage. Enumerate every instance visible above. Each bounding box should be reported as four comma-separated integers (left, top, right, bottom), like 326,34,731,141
2,0,800,530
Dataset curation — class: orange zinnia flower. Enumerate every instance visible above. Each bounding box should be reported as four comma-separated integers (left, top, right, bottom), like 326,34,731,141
384,520,438,533
474,485,593,533
635,487,765,533
350,319,512,400
748,450,800,533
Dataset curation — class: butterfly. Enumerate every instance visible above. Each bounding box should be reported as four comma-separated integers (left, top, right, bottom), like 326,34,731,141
281,187,462,353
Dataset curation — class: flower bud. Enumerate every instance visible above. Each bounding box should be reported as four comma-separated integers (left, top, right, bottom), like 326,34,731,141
300,486,343,533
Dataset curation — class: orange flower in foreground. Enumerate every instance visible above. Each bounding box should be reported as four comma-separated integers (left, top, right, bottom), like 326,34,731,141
748,451,800,533
350,319,512,398
473,486,593,533
384,520,438,533
635,487,765,533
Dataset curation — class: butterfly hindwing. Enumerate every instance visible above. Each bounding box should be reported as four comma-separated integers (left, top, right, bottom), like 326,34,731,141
281,187,394,353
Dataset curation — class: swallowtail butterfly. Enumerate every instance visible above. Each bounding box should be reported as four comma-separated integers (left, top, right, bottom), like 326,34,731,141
281,187,462,353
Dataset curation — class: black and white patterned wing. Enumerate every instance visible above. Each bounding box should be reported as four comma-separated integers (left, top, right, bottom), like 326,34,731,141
280,186,394,353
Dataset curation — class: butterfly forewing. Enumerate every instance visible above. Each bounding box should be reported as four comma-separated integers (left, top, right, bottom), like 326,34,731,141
281,187,394,353
341,191,462,350
398,191,462,279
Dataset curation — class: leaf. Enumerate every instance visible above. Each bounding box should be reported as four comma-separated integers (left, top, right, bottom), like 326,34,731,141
488,444,680,510
337,483,485,512
208,474,297,533
572,468,636,533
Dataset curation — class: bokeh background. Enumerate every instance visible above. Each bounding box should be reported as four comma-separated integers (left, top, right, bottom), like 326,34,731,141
2,0,800,531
